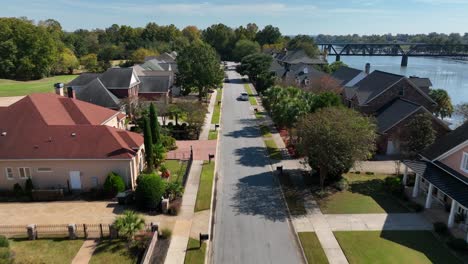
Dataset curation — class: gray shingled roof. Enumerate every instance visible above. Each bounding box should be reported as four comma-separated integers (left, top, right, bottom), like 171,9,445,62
376,99,422,133
409,77,433,88
422,121,468,160
75,78,120,109
269,60,285,77
100,68,139,89
353,70,404,105
404,160,468,208
67,73,101,87
277,49,327,65
139,76,171,93
141,59,165,71
332,66,363,85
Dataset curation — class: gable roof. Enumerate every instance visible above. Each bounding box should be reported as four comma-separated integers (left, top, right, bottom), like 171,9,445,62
409,77,432,88
99,68,140,89
422,121,468,161
75,78,121,109
139,76,171,93
277,49,327,65
332,66,363,85
353,70,404,105
141,59,165,71
67,73,101,87
375,99,423,133
0,94,142,160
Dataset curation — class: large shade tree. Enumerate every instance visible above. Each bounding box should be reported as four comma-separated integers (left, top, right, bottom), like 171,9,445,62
236,53,273,92
429,89,454,119
298,107,377,189
232,39,261,62
405,113,436,156
176,41,224,101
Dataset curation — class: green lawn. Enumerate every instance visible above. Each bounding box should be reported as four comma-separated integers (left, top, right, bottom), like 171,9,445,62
264,139,282,160
90,239,138,264
260,125,272,138
211,88,223,124
164,160,188,184
184,238,206,264
334,231,462,264
9,238,84,264
278,173,306,216
195,161,215,212
298,232,329,264
243,84,257,105
317,173,409,214
208,130,218,140
255,111,267,119
0,75,77,97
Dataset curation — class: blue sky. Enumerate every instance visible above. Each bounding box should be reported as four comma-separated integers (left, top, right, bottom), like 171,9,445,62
2,0,468,34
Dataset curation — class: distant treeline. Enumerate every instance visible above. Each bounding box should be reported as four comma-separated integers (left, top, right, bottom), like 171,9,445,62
314,33,468,45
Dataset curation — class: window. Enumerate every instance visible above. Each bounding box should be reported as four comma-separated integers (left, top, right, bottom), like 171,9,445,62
18,167,31,179
37,168,52,173
461,153,468,172
398,87,405,96
5,168,13,180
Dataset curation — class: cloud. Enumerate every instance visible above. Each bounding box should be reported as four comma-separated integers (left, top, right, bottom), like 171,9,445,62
413,0,468,3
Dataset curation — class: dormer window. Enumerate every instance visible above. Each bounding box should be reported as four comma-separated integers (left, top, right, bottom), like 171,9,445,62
461,152,468,173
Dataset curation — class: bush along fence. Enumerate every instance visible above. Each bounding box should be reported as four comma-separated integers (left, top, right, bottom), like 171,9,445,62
0,222,158,240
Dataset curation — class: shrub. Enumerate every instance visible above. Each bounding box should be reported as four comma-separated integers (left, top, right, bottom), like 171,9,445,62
354,171,361,174
12,183,23,198
161,135,177,150
447,238,467,251
334,178,349,191
135,174,166,210
103,172,126,196
25,178,34,196
168,205,179,216
0,236,8,248
384,176,404,196
365,171,374,175
164,182,184,200
160,165,170,179
0,247,10,261
433,222,448,234
160,228,172,239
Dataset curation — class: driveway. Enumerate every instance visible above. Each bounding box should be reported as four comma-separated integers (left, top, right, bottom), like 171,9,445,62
212,64,302,263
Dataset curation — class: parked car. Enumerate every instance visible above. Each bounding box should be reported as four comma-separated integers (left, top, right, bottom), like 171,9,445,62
240,93,248,101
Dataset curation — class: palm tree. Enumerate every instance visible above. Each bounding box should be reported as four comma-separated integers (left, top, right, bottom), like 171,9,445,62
113,210,145,242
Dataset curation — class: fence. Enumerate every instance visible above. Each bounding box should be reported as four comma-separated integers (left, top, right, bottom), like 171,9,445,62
182,148,194,186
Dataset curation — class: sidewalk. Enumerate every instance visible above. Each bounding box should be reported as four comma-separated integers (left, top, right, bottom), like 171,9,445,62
71,239,98,264
199,89,218,140
324,213,432,231
165,160,203,264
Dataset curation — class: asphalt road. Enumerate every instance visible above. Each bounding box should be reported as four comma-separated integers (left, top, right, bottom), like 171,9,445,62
212,65,303,264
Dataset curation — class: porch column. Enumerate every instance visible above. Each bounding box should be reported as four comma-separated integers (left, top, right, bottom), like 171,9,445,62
402,165,408,186
425,184,434,209
412,174,421,198
448,200,458,228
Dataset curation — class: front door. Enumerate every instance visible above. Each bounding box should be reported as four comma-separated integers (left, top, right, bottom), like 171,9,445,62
69,171,82,190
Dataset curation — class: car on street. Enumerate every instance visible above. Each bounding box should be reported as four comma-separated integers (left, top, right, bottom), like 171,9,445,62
240,92,248,101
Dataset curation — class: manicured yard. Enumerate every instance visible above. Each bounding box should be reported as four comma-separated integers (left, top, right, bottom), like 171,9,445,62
334,231,462,264
195,161,215,212
208,130,218,140
210,88,223,124
317,173,409,214
298,232,329,264
278,172,306,216
9,238,84,264
0,75,77,97
255,111,267,119
184,238,206,264
264,139,282,160
164,160,188,184
90,239,138,264
243,84,257,105
260,125,272,138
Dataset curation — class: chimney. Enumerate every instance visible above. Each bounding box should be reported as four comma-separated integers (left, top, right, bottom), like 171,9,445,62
67,87,75,99
365,63,371,74
54,83,64,96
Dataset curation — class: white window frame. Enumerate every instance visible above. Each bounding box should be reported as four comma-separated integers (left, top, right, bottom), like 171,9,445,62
37,168,52,173
18,167,31,179
461,152,468,173
5,168,13,180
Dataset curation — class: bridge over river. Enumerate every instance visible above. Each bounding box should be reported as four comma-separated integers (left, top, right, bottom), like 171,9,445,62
318,43,468,66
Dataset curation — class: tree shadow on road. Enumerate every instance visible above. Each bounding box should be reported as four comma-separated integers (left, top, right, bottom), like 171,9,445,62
234,146,279,167
224,126,260,139
230,172,289,222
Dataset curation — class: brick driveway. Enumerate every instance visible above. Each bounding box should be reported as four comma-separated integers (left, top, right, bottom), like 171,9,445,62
167,140,217,161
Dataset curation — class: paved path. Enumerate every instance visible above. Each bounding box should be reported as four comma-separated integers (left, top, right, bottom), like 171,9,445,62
71,239,98,264
167,140,216,161
165,160,203,264
324,213,432,231
199,89,218,140
212,66,302,264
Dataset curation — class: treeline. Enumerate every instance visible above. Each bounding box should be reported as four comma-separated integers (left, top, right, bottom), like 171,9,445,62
0,17,323,80
315,32,468,45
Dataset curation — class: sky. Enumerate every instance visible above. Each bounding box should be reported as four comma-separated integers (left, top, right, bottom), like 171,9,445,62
1,0,468,35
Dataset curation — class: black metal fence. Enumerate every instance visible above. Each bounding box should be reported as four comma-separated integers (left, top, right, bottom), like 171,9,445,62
182,148,194,186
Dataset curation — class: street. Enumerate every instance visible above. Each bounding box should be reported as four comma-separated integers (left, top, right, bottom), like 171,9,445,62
212,64,303,264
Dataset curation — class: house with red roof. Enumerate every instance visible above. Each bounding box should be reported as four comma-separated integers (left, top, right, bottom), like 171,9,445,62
0,93,144,192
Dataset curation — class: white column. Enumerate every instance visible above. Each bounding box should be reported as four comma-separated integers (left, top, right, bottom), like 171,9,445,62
402,165,408,186
448,201,458,228
412,174,421,198
425,184,434,209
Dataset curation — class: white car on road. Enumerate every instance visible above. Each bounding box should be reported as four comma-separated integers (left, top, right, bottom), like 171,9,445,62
240,93,249,101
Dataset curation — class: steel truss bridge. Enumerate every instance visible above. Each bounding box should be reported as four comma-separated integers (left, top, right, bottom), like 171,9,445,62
317,43,468,66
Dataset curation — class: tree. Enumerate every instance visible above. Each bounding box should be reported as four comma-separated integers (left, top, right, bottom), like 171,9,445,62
287,35,320,57
405,113,436,156
305,75,343,94
232,39,261,62
182,25,201,42
143,117,154,172
55,48,79,74
298,107,377,189
131,48,157,64
179,102,207,138
103,172,125,196
310,92,342,113
324,61,348,74
135,174,166,210
176,42,224,101
202,23,235,60
455,103,468,122
114,210,145,241
236,53,272,86
149,103,161,144
80,53,100,72
255,25,282,46
429,89,453,119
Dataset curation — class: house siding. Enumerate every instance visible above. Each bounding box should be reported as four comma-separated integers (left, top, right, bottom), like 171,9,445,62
440,145,468,178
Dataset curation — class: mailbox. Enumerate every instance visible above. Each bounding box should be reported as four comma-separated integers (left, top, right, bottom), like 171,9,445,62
199,233,209,248
208,154,215,163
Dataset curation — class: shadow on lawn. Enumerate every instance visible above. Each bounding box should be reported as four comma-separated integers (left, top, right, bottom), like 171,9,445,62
230,172,288,221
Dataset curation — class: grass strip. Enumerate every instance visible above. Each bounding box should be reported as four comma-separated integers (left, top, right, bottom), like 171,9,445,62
194,161,215,212
184,238,206,264
298,232,329,264
264,139,282,160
